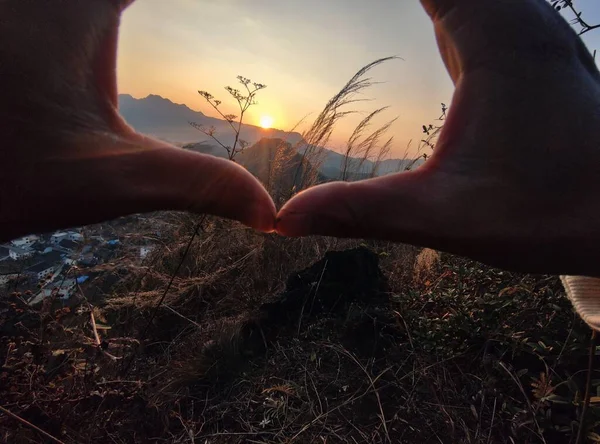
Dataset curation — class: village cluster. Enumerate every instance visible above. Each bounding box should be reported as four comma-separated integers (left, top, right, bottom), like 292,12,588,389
0,231,125,304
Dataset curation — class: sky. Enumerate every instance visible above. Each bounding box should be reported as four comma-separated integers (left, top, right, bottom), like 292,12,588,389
117,0,600,157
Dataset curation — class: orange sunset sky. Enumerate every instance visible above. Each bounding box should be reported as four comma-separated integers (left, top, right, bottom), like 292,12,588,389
117,0,600,156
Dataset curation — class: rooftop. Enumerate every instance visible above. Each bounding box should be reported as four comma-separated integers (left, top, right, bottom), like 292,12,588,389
45,279,76,290
8,245,31,255
42,250,64,265
26,261,57,274
0,260,21,275
58,239,80,250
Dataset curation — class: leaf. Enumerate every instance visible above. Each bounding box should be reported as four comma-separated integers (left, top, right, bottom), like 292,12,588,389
517,368,529,378
588,432,600,443
470,405,479,420
545,394,572,405
263,385,295,397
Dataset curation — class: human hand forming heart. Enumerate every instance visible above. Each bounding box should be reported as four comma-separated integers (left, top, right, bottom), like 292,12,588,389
277,0,600,277
2,0,600,277
0,0,276,242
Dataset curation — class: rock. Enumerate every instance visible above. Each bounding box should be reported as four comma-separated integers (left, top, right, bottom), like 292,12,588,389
261,247,387,324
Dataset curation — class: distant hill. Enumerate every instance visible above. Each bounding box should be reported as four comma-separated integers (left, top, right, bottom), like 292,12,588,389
119,94,423,179
184,141,228,159
118,94,303,147
308,146,423,179
241,138,325,200
186,138,324,201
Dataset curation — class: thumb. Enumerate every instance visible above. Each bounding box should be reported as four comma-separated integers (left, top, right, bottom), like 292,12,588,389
276,165,451,245
1,133,276,241
124,136,277,232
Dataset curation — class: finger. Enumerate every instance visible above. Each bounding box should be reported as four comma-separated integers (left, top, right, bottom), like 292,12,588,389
419,0,586,81
7,134,277,237
114,135,278,233
114,0,136,11
420,0,467,20
276,166,450,245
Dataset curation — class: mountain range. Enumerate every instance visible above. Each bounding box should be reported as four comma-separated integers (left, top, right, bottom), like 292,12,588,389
118,94,421,179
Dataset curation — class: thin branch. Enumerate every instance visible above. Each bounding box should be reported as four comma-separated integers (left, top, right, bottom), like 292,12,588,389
0,405,66,444
88,307,121,361
498,362,548,444
163,304,203,330
576,330,598,444
123,219,204,375
581,23,600,35
139,223,201,340
89,308,101,345
200,93,238,134
557,0,600,35
189,122,232,157
333,346,392,443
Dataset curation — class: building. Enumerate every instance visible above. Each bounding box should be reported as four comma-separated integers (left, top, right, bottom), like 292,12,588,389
41,250,64,264
25,261,58,281
94,247,116,264
56,239,80,252
0,272,19,286
78,252,97,267
0,261,21,286
51,232,69,245
66,232,84,242
8,246,33,260
42,279,77,300
30,242,51,254
0,246,10,261
11,235,39,248
140,246,155,260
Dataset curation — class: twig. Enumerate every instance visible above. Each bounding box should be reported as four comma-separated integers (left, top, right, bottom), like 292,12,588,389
329,345,391,443
188,122,233,157
498,361,548,444
90,309,101,346
0,405,66,444
297,259,328,336
89,307,121,361
163,304,203,330
122,219,203,376
487,397,497,444
289,365,392,442
139,222,202,341
560,0,600,35
576,330,597,444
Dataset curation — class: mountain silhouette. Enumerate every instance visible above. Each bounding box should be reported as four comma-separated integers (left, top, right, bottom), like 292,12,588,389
119,94,422,179
118,94,303,147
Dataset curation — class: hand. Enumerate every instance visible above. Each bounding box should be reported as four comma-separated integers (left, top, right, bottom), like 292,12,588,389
277,0,600,277
0,0,276,243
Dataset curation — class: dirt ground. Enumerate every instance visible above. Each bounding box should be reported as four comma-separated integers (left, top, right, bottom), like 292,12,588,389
1,245,598,443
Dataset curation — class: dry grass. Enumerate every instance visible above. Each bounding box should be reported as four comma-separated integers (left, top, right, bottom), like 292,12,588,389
1,216,598,443
2,52,600,443
413,248,441,286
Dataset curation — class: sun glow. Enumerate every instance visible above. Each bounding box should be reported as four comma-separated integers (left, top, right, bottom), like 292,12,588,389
260,115,274,129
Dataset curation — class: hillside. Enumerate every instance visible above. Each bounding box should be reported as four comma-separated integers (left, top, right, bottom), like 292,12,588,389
238,138,326,198
119,94,422,179
1,227,596,443
118,94,303,147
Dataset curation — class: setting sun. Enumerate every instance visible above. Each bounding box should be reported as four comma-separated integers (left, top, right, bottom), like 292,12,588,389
260,115,274,129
